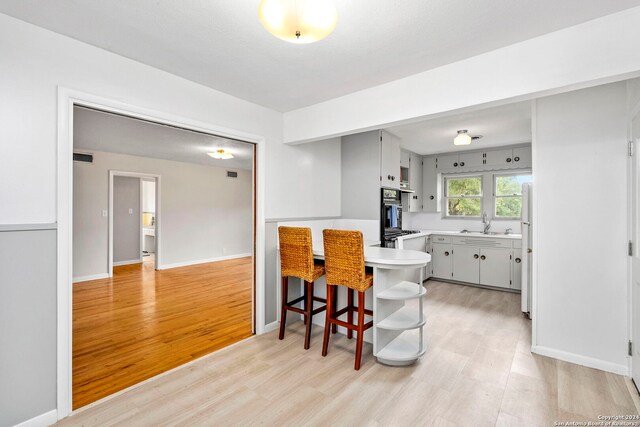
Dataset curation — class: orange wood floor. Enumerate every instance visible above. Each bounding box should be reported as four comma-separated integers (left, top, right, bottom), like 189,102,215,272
72,256,253,409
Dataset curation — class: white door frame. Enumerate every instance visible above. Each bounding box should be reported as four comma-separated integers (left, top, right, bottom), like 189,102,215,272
629,96,640,382
108,171,161,275
57,86,266,419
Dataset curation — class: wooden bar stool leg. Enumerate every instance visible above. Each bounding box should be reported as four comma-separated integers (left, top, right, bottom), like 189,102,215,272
303,280,308,326
355,290,366,370
304,281,313,350
331,286,338,334
322,284,333,356
347,288,354,339
279,276,289,340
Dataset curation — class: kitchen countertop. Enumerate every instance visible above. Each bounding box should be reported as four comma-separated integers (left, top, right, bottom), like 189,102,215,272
312,246,430,267
397,229,522,242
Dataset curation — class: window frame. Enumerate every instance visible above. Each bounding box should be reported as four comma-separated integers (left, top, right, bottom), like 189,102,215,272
493,172,533,220
443,174,484,219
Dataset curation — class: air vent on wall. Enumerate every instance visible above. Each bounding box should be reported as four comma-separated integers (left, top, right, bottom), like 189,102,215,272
226,171,238,178
73,152,93,163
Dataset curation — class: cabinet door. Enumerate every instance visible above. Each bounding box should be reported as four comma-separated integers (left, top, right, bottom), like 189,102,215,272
400,150,410,167
511,147,532,169
452,245,480,284
484,148,513,169
380,131,401,189
511,251,523,290
479,248,512,288
436,153,460,172
409,153,423,212
458,151,484,172
422,156,441,213
431,243,453,279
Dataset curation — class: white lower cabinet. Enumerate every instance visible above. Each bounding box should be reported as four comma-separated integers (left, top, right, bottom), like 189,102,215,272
511,251,522,290
430,235,522,290
430,242,452,279
452,246,479,283
478,248,512,288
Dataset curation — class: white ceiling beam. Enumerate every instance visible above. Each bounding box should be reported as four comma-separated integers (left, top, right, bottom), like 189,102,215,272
283,6,640,144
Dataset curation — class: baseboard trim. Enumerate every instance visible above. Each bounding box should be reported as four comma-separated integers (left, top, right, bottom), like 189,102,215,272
263,321,279,333
113,259,142,267
73,273,109,283
13,409,57,427
532,345,628,375
157,253,252,270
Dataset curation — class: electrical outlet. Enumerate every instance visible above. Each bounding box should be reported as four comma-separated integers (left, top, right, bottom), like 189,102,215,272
223,248,227,254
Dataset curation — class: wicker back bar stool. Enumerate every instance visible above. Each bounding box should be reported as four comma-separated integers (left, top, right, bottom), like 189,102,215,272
278,226,327,349
321,229,374,370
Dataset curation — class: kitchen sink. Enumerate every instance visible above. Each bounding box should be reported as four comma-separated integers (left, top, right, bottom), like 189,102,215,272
459,230,503,236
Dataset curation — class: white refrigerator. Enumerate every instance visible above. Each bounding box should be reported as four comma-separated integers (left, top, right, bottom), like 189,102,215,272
521,183,532,317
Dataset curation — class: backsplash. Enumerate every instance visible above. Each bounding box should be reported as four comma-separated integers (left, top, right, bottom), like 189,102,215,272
404,212,522,234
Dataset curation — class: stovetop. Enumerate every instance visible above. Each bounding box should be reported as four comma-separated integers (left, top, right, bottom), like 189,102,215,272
384,229,421,240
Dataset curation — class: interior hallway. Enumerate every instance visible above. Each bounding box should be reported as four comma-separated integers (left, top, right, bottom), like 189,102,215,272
64,281,639,425
72,256,253,409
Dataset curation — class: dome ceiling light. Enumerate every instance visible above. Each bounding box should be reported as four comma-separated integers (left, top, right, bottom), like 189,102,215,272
207,149,234,159
453,130,483,146
258,0,338,44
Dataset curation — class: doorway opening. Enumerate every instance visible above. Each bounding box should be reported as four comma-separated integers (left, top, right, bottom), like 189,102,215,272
70,105,257,410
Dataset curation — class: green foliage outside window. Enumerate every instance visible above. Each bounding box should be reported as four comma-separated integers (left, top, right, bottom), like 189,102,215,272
446,177,482,216
495,175,532,217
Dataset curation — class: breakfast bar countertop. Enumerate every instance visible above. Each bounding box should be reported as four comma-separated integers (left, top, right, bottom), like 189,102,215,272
312,246,430,267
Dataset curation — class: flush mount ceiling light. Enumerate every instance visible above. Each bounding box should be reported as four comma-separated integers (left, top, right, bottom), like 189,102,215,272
207,149,234,159
453,130,482,146
258,0,338,44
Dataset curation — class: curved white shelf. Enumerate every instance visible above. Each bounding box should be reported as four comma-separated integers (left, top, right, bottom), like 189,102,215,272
375,329,427,365
377,306,426,330
377,281,427,300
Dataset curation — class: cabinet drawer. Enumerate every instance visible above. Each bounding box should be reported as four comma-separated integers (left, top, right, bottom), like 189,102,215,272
431,235,451,243
451,236,511,248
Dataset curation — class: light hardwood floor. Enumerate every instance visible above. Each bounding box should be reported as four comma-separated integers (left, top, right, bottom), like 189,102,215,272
62,280,638,426
72,256,254,409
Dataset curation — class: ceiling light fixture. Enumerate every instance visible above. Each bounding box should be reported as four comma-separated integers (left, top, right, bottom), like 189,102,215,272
207,149,234,160
258,0,337,44
454,130,472,146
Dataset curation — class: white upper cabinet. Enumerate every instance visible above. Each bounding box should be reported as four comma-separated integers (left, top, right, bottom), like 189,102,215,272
435,153,460,172
512,146,532,168
458,151,484,172
380,130,401,189
400,150,410,167
408,152,423,212
422,156,441,213
484,148,515,169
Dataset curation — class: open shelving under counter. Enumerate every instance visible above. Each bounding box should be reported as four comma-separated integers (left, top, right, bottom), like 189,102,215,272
373,265,428,366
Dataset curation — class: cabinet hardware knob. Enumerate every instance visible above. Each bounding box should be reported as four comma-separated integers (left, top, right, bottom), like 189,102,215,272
480,255,486,260
473,254,479,259
460,162,465,166
391,176,395,181
514,156,520,162
429,195,434,200
388,175,392,180
444,251,450,256
515,258,521,263
506,158,512,163
453,162,458,167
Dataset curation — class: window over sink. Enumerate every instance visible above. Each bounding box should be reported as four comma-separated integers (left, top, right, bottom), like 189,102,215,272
494,173,533,218
444,176,482,217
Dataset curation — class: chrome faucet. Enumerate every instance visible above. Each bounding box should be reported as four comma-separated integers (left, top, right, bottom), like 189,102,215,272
482,213,491,234
505,228,513,235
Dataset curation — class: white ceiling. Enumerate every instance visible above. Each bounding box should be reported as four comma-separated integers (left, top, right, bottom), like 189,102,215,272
387,101,532,155
73,107,254,170
2,1,639,112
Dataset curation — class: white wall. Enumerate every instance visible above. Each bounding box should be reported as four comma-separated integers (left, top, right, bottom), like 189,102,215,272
73,151,253,279
112,176,141,264
0,13,341,225
283,7,640,144
533,82,628,373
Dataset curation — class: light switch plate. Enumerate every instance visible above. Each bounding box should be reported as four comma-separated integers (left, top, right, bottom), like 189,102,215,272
129,208,133,214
